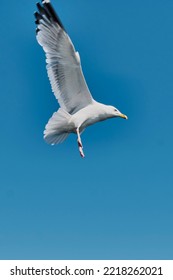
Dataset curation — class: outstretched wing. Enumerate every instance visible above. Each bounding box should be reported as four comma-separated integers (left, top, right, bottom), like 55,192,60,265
34,0,93,114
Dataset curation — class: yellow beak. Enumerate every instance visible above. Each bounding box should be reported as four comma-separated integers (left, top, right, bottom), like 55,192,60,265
119,113,128,120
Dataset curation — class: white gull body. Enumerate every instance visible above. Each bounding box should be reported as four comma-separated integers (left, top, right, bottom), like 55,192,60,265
34,0,128,157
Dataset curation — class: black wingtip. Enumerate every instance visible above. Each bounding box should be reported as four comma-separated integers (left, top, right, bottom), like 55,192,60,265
34,11,43,21
34,1,66,33
36,27,40,34
42,1,66,31
36,2,51,19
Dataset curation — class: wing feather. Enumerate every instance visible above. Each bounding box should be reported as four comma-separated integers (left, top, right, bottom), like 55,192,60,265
34,1,93,114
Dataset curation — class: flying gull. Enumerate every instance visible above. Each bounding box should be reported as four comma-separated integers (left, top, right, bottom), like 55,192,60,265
34,0,128,158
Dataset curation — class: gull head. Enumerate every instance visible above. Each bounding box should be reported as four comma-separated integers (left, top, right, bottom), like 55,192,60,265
108,106,128,120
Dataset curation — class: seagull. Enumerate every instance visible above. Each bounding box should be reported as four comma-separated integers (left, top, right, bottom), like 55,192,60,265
34,0,128,158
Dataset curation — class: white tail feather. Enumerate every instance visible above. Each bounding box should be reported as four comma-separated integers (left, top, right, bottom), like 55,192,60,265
44,108,71,145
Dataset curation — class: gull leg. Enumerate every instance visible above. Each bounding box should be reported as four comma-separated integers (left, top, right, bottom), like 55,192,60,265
76,128,85,158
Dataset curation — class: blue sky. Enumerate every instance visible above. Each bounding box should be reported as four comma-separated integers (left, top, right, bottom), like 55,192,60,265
0,0,173,259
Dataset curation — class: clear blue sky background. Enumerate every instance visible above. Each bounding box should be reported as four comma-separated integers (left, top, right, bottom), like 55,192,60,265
0,0,173,259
